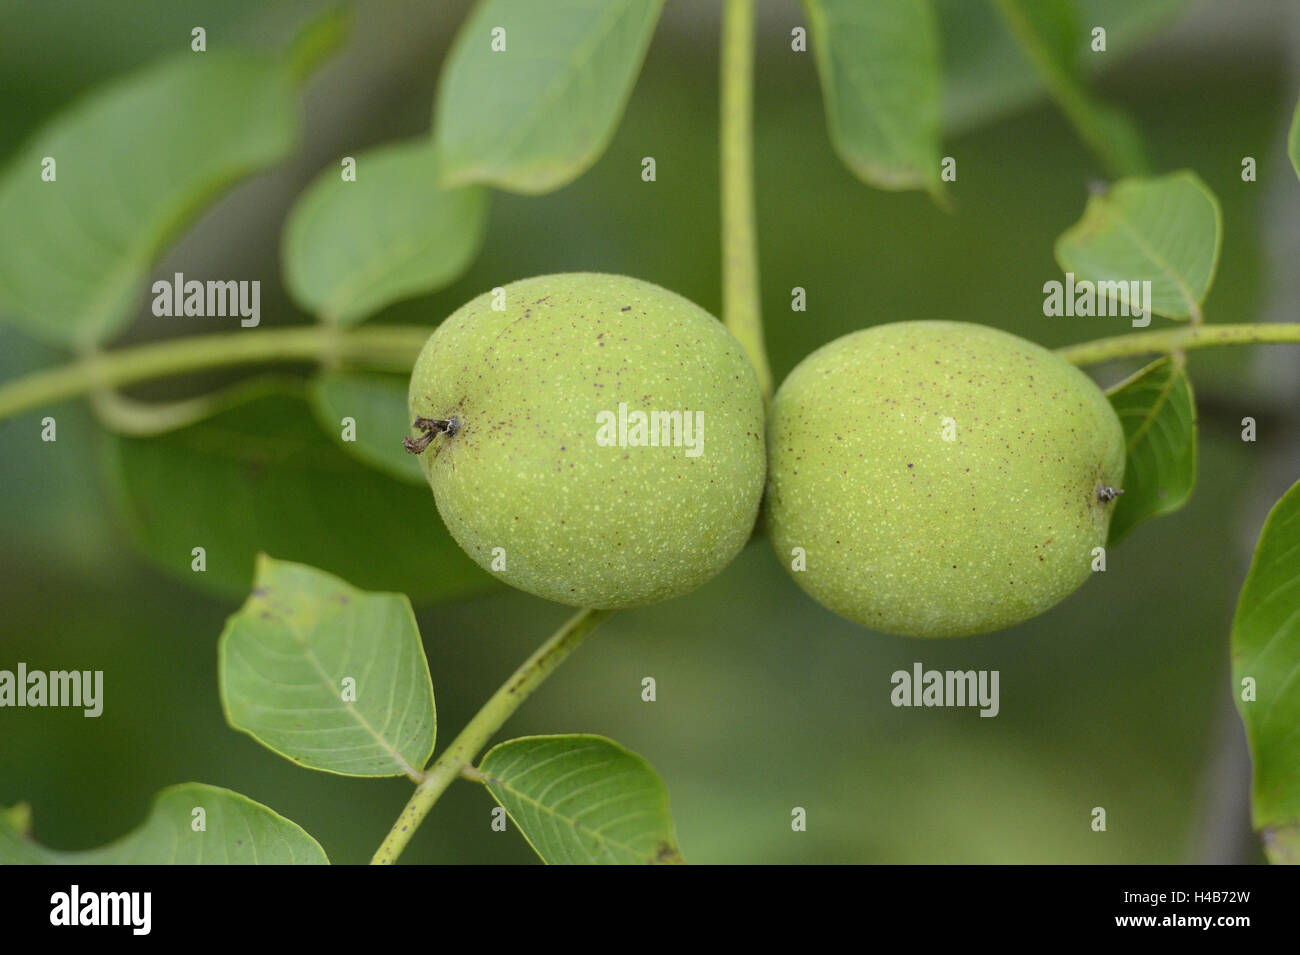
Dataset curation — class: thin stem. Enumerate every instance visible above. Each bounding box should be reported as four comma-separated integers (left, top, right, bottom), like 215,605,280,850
0,325,431,421
1056,323,1300,366
990,0,1140,178
370,607,615,865
720,0,772,401
88,387,240,436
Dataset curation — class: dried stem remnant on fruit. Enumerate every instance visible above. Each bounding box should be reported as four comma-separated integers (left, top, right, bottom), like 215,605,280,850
403,416,458,454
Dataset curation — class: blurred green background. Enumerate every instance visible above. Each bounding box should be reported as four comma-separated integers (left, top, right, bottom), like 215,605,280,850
1,0,1297,863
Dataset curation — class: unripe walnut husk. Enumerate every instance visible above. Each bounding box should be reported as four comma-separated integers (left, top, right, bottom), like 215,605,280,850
408,273,767,609
764,320,1125,638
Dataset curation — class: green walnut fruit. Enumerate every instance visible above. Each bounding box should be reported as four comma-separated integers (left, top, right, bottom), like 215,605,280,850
407,273,766,609
765,321,1125,638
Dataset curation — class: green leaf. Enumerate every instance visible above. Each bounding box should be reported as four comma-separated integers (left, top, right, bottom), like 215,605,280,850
100,379,496,604
0,783,328,864
219,555,435,778
283,141,488,325
991,0,1147,177
434,0,665,193
802,0,943,193
0,21,340,348
1104,357,1197,544
1055,171,1222,321
1289,91,1300,184
478,734,684,865
1231,480,1300,864
310,371,425,484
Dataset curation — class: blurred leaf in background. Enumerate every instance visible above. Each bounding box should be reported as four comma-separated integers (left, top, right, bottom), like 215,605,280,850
0,13,344,346
801,0,943,193
283,141,488,325
100,382,494,603
434,0,665,193
0,784,328,864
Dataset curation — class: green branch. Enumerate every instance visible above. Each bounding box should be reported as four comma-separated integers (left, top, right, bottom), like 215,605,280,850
1057,323,1300,366
720,0,772,401
371,607,614,865
3,322,1298,426
0,325,430,421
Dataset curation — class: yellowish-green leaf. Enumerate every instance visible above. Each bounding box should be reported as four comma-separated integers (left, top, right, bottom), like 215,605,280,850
479,735,684,865
0,784,328,864
219,556,436,778
1055,171,1222,321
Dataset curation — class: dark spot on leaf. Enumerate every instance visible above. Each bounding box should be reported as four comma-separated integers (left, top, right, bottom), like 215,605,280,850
654,842,684,864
